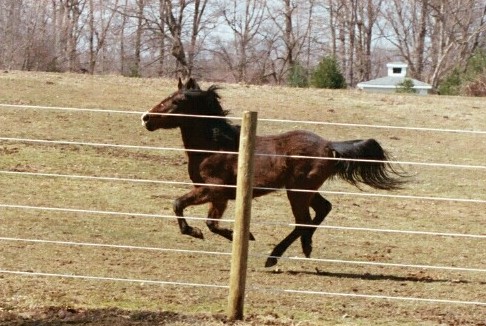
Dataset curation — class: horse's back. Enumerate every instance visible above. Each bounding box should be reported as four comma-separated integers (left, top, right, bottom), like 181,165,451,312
257,130,332,156
252,130,335,192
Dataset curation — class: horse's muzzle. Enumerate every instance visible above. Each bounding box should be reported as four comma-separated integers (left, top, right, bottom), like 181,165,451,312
141,113,153,130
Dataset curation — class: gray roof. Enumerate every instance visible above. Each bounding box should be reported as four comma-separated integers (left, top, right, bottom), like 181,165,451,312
387,62,408,67
357,76,432,89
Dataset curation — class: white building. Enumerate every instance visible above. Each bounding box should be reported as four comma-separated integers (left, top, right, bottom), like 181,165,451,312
357,62,433,95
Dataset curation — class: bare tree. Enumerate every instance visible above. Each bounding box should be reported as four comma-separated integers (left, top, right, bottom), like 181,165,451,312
380,0,486,87
138,0,168,76
1,0,64,71
87,0,120,74
327,0,382,86
1,0,484,86
380,0,430,79
215,0,266,82
159,0,210,77
429,0,486,85
133,0,145,76
118,0,130,75
263,0,316,84
327,0,347,74
0,0,23,69
57,0,86,71
355,0,383,82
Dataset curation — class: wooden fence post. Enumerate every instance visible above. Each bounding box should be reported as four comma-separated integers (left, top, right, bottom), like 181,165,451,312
227,111,258,321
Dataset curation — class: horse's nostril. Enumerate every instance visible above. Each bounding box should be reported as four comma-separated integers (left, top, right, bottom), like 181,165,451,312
142,114,150,122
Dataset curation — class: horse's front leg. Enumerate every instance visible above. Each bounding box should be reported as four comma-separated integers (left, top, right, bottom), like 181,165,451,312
173,187,211,240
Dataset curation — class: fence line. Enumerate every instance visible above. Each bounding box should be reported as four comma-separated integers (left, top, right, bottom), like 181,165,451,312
2,136,485,170
259,117,486,135
2,236,485,273
0,269,485,307
2,169,485,204
255,286,486,307
3,196,486,240
0,203,486,239
0,236,231,257
0,203,234,224
0,104,138,116
2,203,486,240
2,102,485,311
2,103,486,135
0,269,228,289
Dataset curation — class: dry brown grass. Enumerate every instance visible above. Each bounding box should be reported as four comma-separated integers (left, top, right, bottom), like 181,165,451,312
0,71,485,325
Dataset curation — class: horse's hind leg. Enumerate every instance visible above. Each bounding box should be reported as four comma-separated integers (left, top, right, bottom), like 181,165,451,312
206,200,256,241
289,193,333,266
265,191,314,268
307,193,332,242
265,228,303,268
265,192,332,267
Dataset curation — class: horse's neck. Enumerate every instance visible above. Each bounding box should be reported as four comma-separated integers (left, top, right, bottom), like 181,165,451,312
179,125,215,183
180,125,213,151
179,123,239,183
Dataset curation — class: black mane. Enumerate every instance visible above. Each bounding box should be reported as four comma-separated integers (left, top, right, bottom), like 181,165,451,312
204,85,229,116
203,85,241,150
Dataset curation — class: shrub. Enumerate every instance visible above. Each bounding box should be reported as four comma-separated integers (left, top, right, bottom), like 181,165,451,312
310,56,346,89
287,62,309,88
396,78,417,94
465,51,486,77
438,50,486,96
438,68,461,95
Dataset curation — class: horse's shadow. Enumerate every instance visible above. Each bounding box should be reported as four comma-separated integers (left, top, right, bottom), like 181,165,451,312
268,268,473,284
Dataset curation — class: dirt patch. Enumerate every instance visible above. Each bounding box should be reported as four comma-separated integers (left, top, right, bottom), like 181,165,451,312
0,307,297,326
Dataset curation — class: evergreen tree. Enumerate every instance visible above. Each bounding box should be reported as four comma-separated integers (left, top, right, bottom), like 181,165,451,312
311,56,347,89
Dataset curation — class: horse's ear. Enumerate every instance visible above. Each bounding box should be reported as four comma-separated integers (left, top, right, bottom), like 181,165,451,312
185,78,200,90
178,77,183,90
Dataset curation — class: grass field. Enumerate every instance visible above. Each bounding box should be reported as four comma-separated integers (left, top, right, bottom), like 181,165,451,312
0,71,485,325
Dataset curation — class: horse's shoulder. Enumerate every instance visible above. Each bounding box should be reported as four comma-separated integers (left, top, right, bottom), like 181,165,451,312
210,121,240,150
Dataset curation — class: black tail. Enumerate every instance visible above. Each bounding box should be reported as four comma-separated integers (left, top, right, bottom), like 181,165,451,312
330,139,406,190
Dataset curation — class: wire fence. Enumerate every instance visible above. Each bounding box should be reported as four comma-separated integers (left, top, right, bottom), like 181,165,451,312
1,235,485,273
1,103,485,309
2,103,486,135
1,168,485,204
2,136,486,171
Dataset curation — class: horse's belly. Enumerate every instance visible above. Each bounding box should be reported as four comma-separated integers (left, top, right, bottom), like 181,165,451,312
252,156,287,189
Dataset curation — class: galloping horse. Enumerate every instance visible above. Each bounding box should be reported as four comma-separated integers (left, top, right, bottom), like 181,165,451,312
142,78,405,267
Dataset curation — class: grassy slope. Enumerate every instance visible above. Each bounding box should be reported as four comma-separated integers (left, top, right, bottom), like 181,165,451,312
0,71,485,325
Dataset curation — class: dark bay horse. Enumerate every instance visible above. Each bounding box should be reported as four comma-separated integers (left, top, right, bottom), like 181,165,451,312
142,78,405,267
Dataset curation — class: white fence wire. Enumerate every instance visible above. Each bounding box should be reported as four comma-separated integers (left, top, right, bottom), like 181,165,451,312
2,269,484,307
2,136,485,170
1,103,486,135
1,235,485,273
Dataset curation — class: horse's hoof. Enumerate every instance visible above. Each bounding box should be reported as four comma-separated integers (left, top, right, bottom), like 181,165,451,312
303,246,312,258
191,227,204,240
265,257,278,268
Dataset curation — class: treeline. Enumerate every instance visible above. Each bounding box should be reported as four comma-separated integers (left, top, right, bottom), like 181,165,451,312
1,0,485,91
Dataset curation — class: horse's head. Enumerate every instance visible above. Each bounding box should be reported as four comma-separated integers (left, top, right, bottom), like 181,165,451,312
141,78,204,131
